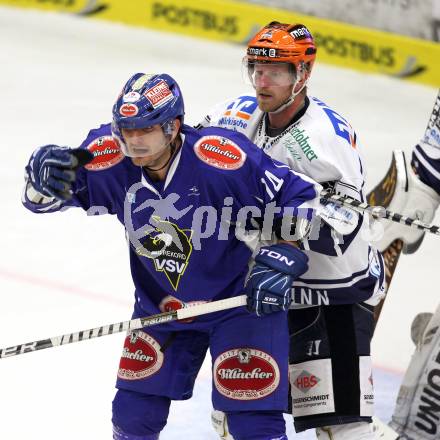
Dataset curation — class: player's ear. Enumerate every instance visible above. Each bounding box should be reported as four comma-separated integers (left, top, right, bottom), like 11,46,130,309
293,62,310,94
171,118,181,141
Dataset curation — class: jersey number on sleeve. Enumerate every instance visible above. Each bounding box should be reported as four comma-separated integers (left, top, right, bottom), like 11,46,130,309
261,170,284,200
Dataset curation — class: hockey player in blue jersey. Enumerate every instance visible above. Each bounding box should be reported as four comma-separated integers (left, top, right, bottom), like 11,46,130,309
22,72,322,440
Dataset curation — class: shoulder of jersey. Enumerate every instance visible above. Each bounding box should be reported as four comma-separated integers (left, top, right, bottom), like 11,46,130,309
209,94,260,124
217,94,258,112
192,126,259,172
304,96,358,150
81,123,126,171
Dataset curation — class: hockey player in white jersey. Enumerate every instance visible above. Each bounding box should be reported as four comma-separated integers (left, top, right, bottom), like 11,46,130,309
200,22,386,440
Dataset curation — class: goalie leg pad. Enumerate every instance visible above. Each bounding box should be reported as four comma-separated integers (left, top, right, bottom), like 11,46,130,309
390,304,440,440
112,389,170,437
412,142,440,197
369,149,440,254
288,304,375,432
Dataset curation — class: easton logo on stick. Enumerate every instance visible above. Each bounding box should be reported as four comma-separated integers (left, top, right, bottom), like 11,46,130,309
213,348,279,400
194,136,246,170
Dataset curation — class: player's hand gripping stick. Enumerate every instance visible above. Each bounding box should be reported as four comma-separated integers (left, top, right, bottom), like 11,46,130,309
245,243,309,316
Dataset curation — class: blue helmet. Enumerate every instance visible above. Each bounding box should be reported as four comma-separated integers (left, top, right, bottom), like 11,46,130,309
112,73,185,135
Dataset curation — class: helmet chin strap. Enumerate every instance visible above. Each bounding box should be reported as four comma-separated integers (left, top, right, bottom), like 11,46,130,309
143,133,179,172
269,74,307,115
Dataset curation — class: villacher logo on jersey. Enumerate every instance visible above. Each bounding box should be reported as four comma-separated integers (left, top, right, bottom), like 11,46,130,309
194,135,246,170
214,348,280,400
118,331,164,381
217,368,274,380
85,136,124,171
121,348,154,362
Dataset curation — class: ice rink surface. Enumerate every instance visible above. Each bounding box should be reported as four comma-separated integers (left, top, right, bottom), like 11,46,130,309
0,6,438,439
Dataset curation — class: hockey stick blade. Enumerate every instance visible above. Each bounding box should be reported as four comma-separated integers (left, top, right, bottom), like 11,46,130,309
0,295,247,359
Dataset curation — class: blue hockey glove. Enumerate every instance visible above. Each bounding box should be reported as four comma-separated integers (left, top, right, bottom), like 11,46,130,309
245,243,308,316
25,145,93,201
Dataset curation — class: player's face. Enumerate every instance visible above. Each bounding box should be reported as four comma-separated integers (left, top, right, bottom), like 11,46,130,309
121,125,170,167
250,63,295,112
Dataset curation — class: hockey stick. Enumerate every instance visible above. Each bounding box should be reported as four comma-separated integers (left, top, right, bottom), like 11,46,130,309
0,294,247,359
320,174,405,327
321,89,440,329
320,89,440,238
370,90,439,328
319,189,440,236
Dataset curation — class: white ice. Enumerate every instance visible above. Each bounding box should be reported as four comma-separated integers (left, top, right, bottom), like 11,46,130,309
0,6,438,439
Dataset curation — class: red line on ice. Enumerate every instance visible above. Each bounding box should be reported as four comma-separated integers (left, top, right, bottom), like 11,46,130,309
0,267,132,308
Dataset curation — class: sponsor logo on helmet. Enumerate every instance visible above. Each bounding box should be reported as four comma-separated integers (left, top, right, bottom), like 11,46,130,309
214,348,280,400
290,27,312,40
194,136,246,170
159,295,207,323
261,30,273,39
248,47,277,58
118,331,164,380
132,74,155,91
85,136,124,171
292,370,320,394
144,80,174,109
123,91,141,103
119,103,139,117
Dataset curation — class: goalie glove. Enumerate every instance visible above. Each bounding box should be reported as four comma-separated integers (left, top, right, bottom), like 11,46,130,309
25,145,93,201
245,243,308,316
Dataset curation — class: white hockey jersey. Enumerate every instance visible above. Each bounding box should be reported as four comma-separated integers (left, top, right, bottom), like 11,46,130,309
199,94,385,306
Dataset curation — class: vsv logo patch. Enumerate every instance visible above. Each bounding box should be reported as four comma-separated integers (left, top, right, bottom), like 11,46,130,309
136,217,193,290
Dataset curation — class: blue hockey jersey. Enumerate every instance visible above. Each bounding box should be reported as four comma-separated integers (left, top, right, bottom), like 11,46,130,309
23,124,320,320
